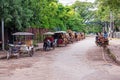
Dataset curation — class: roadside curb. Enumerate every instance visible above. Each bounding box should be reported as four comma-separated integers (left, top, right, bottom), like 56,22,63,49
105,47,120,65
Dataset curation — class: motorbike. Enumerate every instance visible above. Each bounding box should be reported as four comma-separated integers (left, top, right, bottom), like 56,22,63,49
43,40,56,51
43,32,56,51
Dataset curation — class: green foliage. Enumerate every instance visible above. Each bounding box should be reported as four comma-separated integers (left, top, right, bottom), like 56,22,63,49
96,0,120,10
71,1,97,32
95,0,120,31
0,0,103,33
0,0,33,31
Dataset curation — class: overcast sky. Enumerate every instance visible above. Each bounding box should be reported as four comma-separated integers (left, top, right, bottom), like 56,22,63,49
59,0,95,5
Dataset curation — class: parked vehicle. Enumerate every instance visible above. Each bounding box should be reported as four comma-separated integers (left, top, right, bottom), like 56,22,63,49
43,32,56,51
95,32,109,48
54,31,68,47
6,32,34,59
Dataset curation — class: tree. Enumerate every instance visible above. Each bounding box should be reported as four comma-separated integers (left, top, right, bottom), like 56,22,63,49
71,1,96,32
96,0,120,10
29,0,58,29
95,0,120,32
0,0,33,31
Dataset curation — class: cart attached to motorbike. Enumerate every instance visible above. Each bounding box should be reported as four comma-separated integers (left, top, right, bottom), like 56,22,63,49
6,32,34,59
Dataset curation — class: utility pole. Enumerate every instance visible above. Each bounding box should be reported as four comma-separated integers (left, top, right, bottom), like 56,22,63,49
1,1,5,50
1,18,5,50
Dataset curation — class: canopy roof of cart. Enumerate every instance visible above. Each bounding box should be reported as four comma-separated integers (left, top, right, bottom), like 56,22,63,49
54,31,66,33
12,32,34,36
43,32,54,35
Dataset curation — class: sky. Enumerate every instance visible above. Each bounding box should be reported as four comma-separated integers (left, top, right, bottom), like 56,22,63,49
59,0,95,5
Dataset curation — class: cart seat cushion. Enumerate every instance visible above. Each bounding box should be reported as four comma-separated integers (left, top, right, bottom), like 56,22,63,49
20,45,33,52
58,39,63,44
12,47,20,53
25,40,33,46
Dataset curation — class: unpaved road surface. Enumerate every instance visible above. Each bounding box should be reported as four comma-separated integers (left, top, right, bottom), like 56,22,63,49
0,37,120,80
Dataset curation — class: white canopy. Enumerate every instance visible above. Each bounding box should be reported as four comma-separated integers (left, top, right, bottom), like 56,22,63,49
54,31,66,34
43,32,54,35
12,32,34,36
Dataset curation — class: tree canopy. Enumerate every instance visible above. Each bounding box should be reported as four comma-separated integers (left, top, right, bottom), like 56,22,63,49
95,0,120,32
2,0,119,33
0,0,33,31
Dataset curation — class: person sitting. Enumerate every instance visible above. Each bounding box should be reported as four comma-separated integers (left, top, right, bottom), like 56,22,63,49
96,32,109,46
103,31,109,45
104,31,108,39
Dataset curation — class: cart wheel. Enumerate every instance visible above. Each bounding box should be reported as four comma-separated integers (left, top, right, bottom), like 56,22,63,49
44,46,49,51
16,53,20,59
29,48,34,57
29,52,33,57
5,50,11,60
53,45,55,50
6,51,10,60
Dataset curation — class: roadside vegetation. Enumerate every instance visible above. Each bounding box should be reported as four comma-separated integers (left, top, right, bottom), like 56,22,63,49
0,0,120,33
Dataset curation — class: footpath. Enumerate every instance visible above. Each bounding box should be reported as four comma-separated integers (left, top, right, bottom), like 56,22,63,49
107,38,120,64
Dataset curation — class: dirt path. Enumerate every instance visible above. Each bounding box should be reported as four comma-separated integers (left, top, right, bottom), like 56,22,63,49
0,37,120,80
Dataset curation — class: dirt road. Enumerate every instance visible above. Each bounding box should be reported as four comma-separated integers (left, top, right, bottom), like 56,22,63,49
0,37,120,80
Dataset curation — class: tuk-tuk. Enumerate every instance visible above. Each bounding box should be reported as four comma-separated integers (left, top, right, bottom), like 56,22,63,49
6,32,34,59
43,32,56,51
54,31,68,47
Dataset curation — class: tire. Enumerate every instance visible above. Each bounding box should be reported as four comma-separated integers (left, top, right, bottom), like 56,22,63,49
6,51,10,60
29,52,33,57
52,45,55,49
44,46,47,51
43,42,49,51
29,48,34,57
16,53,20,59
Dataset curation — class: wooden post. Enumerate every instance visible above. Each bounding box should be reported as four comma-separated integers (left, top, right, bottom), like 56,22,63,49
1,18,5,50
